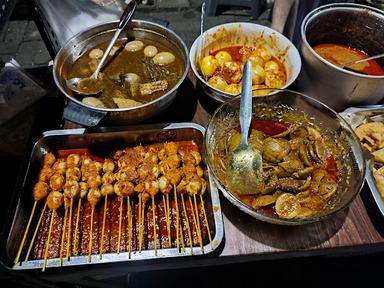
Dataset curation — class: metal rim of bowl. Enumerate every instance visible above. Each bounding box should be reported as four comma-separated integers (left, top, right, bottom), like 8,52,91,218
189,22,302,101
301,2,384,79
53,19,190,112
204,88,366,225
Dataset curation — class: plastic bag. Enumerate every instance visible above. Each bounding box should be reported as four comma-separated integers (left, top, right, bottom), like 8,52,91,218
0,59,46,125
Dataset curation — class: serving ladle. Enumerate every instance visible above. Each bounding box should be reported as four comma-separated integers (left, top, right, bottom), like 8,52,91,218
227,61,263,195
339,52,384,74
66,0,137,95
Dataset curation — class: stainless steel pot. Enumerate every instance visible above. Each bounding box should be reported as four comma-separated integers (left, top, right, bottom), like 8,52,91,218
53,20,189,126
298,3,384,112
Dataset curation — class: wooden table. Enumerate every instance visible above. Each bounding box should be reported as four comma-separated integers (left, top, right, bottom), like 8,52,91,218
46,75,384,283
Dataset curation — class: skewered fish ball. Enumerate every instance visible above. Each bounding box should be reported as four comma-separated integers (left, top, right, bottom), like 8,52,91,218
50,173,65,191
52,159,67,175
103,159,115,173
101,184,114,196
43,153,56,167
39,167,54,183
158,175,171,194
79,182,89,198
64,180,80,198
102,171,115,185
33,182,50,201
66,167,81,182
66,154,81,167
114,181,135,197
87,188,101,206
47,191,64,210
88,174,102,189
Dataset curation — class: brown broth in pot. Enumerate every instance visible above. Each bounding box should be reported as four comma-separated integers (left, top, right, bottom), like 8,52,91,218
68,38,183,108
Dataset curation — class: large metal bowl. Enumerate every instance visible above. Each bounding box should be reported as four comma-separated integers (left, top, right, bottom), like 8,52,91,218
53,20,189,126
189,22,301,103
205,89,365,225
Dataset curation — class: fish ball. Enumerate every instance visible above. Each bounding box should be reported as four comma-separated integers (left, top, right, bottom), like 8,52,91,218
125,40,144,52
89,48,104,59
144,45,158,57
153,52,176,66
82,97,105,108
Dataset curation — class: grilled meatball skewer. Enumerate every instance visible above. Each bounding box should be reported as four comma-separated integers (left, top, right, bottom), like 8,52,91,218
43,191,64,271
64,154,82,260
15,153,55,264
99,159,115,259
87,160,103,263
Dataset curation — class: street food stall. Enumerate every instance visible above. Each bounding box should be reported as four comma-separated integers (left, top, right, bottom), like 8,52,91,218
1,0,384,287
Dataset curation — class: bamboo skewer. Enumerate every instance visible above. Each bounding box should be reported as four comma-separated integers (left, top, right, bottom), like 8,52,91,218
152,195,157,256
59,206,68,265
166,194,171,247
181,194,193,254
140,199,146,251
66,197,73,260
87,187,101,263
99,195,108,259
117,196,123,254
43,209,55,272
88,206,94,263
174,185,180,251
25,201,47,262
162,195,171,247
14,201,37,264
200,194,212,249
73,198,82,256
193,194,203,252
179,223,185,252
43,191,63,271
138,195,142,252
127,196,132,258
189,195,203,252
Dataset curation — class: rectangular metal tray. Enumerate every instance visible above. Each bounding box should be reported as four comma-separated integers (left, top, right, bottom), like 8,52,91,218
340,105,384,217
5,123,223,270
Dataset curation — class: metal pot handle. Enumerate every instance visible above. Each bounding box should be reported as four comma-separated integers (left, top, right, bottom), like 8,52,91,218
64,101,107,127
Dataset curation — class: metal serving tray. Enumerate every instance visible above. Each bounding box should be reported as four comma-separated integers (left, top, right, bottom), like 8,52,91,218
340,105,384,217
4,123,223,270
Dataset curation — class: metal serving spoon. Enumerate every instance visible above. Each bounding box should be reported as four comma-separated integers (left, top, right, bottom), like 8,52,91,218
197,2,208,81
227,61,263,195
66,0,137,95
340,52,384,72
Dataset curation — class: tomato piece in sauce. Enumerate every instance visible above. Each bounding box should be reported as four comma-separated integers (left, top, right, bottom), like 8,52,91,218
251,120,290,136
